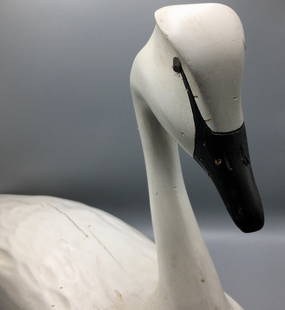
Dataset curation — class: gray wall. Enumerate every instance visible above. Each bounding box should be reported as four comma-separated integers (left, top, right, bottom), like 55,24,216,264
0,1,284,310
0,0,283,228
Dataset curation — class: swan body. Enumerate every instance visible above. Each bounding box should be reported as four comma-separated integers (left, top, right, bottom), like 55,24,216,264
0,3,263,310
0,195,157,310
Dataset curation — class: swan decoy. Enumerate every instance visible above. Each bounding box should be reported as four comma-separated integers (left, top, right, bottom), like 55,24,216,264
0,3,263,310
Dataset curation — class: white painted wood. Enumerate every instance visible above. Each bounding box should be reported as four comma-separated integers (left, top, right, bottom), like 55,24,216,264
0,4,247,310
0,195,157,310
130,3,246,310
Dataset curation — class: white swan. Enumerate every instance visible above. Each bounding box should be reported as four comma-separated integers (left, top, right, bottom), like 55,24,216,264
0,4,263,310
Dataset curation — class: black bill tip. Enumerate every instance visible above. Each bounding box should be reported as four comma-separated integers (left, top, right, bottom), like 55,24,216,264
211,160,264,233
235,208,264,233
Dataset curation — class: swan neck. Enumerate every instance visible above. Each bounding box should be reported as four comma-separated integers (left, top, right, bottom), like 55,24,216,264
133,99,229,310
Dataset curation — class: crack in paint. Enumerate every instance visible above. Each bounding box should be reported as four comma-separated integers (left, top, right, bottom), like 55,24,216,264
50,205,89,238
88,227,126,272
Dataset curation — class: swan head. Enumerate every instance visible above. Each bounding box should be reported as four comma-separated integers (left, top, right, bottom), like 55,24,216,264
172,56,264,233
144,3,264,232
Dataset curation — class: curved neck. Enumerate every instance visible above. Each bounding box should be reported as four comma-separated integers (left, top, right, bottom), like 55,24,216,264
133,97,230,310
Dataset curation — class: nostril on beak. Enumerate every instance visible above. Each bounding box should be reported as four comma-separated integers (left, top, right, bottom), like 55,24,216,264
214,159,222,166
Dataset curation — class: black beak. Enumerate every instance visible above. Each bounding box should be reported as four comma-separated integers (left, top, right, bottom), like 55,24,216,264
173,57,264,233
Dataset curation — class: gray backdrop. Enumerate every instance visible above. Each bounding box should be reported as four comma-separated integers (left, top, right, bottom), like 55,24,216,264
0,1,284,309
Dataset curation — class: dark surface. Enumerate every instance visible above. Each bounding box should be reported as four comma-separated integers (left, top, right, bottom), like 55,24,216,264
0,1,283,309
